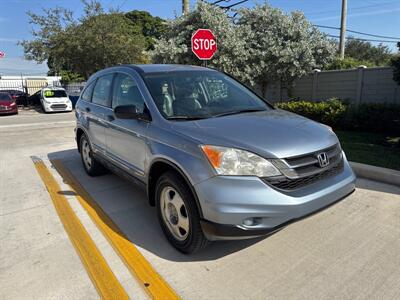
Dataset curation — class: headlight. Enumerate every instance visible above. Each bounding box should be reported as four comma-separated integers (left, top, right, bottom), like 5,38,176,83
201,145,281,177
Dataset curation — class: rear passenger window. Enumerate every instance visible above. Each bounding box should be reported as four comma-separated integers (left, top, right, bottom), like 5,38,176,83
92,74,114,107
112,73,145,112
81,81,95,102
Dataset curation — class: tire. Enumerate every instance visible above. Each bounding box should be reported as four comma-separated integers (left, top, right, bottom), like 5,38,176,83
80,134,108,176
155,171,209,254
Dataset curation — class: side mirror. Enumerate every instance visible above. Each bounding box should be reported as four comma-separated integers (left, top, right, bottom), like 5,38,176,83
114,105,140,119
114,105,151,121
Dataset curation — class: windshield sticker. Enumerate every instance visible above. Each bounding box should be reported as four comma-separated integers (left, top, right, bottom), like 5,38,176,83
44,90,54,97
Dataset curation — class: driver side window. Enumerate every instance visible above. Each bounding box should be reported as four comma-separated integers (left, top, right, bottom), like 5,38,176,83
112,73,145,112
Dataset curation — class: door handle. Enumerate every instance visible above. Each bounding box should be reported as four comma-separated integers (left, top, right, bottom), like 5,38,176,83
85,107,91,112
106,115,115,122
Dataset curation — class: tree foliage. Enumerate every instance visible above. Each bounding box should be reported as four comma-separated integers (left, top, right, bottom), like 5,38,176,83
151,2,335,95
390,43,400,85
20,0,148,79
150,2,247,81
325,57,374,70
236,4,335,94
344,38,392,66
125,10,167,50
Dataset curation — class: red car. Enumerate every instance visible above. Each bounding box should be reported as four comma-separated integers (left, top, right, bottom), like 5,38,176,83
0,92,18,115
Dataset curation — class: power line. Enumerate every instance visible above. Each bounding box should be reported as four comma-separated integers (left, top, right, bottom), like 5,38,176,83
305,0,400,16
219,0,249,10
211,0,230,5
316,25,400,40
327,35,399,43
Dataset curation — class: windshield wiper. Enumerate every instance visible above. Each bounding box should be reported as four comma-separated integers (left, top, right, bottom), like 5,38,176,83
211,109,266,118
167,115,208,120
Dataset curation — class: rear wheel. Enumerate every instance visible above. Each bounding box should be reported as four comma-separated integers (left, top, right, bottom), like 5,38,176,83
80,134,107,176
156,171,208,254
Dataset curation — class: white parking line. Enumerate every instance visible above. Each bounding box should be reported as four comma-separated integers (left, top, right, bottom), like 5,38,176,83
0,120,75,128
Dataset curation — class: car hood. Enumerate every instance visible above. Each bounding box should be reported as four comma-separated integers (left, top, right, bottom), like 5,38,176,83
0,100,14,106
170,109,339,158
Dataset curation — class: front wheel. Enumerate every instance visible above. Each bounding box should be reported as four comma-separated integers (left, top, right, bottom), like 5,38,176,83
156,172,208,254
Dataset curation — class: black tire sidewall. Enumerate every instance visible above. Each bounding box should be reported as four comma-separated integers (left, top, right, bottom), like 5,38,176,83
80,134,92,174
155,172,206,253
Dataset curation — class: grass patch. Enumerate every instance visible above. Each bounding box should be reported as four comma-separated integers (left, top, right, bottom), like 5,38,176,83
335,131,400,171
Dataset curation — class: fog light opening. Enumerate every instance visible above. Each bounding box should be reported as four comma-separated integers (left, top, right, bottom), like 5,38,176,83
242,217,261,227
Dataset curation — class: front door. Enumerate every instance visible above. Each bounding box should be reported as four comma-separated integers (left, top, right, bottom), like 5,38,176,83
105,73,149,179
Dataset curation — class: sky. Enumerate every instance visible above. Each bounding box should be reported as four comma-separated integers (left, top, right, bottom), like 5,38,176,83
0,0,399,75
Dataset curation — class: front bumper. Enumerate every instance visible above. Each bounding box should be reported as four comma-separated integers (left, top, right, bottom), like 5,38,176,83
194,156,356,240
0,107,18,114
43,102,73,112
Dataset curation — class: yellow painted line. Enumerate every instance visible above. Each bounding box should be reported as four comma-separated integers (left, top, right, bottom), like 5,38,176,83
32,158,129,300
51,159,180,300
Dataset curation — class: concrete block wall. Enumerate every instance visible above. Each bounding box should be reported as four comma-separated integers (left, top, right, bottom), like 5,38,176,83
266,66,400,105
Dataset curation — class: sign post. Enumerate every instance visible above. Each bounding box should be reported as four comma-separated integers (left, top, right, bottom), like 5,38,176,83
191,29,217,66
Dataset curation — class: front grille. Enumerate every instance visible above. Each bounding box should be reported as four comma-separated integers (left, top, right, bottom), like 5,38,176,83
263,143,344,191
50,104,67,109
264,160,344,191
0,105,10,110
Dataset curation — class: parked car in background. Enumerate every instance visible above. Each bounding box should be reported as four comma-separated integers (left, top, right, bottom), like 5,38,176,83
0,92,18,115
75,64,356,254
39,87,73,113
0,88,28,106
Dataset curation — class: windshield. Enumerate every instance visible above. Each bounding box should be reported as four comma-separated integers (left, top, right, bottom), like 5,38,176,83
43,90,67,98
0,93,12,102
143,71,271,119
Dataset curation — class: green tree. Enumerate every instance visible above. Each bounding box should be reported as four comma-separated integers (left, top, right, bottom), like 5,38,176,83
125,10,167,50
151,2,335,95
150,2,247,81
390,43,400,85
236,4,335,95
344,38,392,66
325,57,374,70
20,0,147,79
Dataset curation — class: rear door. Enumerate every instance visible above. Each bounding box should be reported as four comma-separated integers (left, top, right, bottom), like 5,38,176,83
87,74,114,155
105,72,149,179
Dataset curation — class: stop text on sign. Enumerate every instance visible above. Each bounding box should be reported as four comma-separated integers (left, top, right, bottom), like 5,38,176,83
192,39,216,51
191,29,217,60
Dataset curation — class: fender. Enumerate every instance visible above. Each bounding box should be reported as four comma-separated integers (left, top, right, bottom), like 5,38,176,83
148,158,204,218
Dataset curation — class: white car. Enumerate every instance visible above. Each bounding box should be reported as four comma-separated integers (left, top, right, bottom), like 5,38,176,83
40,88,73,113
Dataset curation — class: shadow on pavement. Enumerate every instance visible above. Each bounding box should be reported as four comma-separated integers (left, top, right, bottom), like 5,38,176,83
48,149,268,262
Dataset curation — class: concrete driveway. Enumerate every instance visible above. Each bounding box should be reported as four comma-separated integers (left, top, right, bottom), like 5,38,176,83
1,111,399,299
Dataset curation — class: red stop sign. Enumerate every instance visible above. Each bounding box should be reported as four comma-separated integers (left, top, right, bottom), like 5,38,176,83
191,29,217,60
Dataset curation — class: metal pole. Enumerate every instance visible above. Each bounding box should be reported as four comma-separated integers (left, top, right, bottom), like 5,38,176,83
182,0,189,15
339,0,347,59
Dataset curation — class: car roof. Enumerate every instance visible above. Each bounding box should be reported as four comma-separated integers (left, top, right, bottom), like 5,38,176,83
130,64,211,74
88,64,217,84
42,87,66,91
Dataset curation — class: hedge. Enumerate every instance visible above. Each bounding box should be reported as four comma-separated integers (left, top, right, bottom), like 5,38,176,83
276,99,400,134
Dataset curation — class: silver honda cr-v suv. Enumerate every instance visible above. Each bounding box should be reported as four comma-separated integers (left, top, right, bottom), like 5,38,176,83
75,64,356,254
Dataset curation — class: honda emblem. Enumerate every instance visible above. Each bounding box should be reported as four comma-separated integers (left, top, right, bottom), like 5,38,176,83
317,152,329,168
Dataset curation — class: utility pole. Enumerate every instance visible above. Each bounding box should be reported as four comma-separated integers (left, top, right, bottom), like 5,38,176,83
182,0,190,15
339,0,347,59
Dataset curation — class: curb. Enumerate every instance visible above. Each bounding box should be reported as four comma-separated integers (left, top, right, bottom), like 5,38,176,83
350,162,400,186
